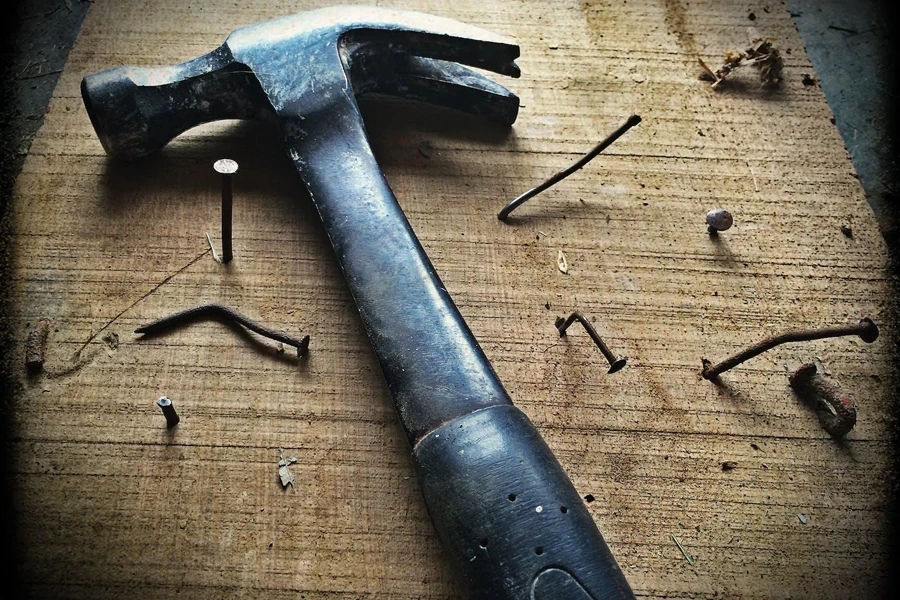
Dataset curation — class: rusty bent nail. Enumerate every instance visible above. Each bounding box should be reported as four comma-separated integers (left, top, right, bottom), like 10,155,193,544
25,318,51,374
497,114,641,220
788,363,858,437
701,317,879,380
135,303,309,356
157,396,180,427
214,159,238,263
82,7,635,598
556,311,627,374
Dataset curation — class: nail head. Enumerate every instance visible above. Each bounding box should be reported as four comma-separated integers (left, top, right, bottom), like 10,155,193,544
214,159,239,175
607,357,628,374
858,317,879,343
706,208,733,232
157,396,180,427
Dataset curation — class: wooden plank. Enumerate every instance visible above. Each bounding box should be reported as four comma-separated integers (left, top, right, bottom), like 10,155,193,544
8,0,893,598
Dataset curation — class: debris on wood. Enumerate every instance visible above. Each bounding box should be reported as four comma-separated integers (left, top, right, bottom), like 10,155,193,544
721,461,739,471
557,250,569,274
25,318,51,373
840,224,853,238
278,448,297,488
699,37,784,88
102,331,119,351
670,534,695,565
798,513,809,524
802,74,816,86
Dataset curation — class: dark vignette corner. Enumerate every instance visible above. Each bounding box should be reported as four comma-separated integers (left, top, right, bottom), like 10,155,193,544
1,1,91,598
878,1,900,595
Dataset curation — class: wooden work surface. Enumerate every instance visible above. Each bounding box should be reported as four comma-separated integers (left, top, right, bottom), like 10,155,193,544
8,0,895,598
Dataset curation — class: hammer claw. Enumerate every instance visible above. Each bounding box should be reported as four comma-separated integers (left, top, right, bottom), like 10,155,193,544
352,55,519,125
345,30,520,79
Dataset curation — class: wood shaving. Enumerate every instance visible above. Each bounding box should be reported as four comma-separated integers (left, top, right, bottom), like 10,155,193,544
205,232,221,263
699,37,783,88
278,448,297,488
557,250,568,274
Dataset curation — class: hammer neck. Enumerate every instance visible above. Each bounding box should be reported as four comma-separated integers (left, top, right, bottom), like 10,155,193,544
285,102,512,444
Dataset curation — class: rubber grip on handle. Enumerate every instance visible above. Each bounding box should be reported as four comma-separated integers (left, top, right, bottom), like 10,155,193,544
413,405,635,600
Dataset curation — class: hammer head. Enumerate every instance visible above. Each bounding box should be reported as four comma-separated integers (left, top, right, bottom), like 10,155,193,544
81,5,520,160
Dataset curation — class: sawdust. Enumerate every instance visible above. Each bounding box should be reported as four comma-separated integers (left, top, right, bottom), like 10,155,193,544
699,36,784,88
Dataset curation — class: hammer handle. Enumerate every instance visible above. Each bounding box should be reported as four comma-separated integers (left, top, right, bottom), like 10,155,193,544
288,111,512,444
289,101,634,600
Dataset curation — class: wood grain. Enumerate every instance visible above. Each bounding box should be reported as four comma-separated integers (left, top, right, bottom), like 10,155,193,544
8,0,894,598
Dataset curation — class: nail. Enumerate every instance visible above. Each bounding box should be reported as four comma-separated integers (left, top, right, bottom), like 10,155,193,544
788,362,857,437
157,396,180,427
498,114,641,220
701,317,878,380
135,302,310,356
25,318,51,374
555,311,627,374
214,159,238,263
706,208,733,234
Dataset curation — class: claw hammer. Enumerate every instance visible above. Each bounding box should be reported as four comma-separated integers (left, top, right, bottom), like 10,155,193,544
81,6,635,599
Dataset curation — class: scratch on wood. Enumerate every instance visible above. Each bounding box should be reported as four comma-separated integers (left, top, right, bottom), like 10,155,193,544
74,248,210,358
